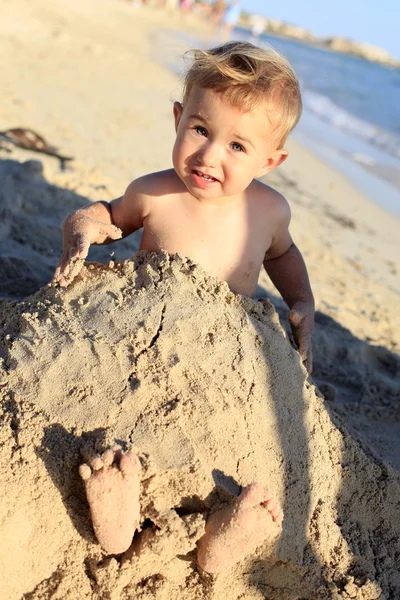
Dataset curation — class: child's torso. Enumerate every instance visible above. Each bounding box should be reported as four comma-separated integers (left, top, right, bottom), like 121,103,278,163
138,181,275,297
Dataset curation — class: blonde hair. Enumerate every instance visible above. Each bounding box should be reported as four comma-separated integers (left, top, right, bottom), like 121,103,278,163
182,41,302,147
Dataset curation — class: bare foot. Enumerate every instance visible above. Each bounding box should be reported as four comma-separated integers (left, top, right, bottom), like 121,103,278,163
197,483,283,574
79,446,141,554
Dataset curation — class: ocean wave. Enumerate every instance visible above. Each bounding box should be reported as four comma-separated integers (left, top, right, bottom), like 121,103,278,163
302,89,400,159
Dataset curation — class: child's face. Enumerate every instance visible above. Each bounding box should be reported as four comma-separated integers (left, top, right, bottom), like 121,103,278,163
172,87,287,201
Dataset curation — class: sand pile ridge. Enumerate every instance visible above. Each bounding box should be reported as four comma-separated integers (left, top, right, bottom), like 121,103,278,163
0,252,399,600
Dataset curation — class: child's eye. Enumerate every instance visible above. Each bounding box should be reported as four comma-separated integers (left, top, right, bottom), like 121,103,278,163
194,126,207,137
231,142,244,152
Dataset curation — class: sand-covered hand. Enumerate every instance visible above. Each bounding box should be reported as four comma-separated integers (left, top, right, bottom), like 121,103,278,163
289,300,314,373
53,213,122,286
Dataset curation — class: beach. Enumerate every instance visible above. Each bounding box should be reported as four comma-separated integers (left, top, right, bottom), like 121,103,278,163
0,0,399,598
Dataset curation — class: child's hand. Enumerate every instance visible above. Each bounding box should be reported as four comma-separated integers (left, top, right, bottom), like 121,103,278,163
289,301,314,373
53,213,122,287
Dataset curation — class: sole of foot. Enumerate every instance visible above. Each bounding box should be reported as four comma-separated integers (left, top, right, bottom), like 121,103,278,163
197,482,283,574
79,445,141,554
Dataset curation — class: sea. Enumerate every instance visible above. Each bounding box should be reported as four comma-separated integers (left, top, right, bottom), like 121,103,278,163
153,26,400,218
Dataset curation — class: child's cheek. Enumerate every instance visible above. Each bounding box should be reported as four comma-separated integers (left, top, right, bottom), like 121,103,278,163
188,130,200,145
184,133,200,153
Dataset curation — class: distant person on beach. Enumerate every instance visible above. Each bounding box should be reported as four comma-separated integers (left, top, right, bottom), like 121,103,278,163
250,15,265,40
220,0,240,41
53,42,314,572
179,0,192,15
211,0,226,24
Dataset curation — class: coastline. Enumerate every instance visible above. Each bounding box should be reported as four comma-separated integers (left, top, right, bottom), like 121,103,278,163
1,0,398,462
236,22,400,69
150,24,400,220
1,0,400,598
1,0,398,370
1,0,398,339
293,107,400,219
223,27,400,219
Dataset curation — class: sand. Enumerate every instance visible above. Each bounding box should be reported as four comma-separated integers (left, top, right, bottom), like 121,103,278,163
0,0,399,598
0,252,399,600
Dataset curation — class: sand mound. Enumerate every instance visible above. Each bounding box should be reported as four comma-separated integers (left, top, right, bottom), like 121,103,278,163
0,252,399,600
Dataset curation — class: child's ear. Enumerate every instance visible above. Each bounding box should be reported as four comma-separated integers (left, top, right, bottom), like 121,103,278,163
259,149,288,176
173,102,183,132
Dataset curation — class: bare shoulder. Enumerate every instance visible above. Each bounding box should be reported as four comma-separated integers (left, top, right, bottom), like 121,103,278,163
110,170,184,235
250,179,291,225
126,169,184,198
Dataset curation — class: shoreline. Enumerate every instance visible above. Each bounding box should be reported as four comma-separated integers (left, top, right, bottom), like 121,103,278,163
235,22,400,69
1,0,398,298
1,1,400,598
294,116,400,219
230,28,400,218
153,24,400,220
0,0,399,497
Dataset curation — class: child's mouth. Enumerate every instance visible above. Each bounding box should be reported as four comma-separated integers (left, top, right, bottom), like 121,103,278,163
193,170,218,183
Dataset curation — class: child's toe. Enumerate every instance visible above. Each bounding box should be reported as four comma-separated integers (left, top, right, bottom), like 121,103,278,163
79,464,92,480
241,483,271,508
120,452,140,476
91,456,104,471
102,449,115,466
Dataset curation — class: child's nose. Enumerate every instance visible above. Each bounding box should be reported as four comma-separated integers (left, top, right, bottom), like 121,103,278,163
197,141,221,167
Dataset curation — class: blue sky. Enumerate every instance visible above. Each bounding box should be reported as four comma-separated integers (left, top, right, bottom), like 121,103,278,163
242,0,400,59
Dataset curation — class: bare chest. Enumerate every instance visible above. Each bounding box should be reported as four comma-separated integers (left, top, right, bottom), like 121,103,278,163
140,204,271,296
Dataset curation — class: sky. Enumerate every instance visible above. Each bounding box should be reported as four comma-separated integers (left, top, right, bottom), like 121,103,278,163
242,0,400,60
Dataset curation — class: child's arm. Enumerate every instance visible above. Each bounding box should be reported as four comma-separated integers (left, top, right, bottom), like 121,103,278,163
53,180,149,286
263,200,314,373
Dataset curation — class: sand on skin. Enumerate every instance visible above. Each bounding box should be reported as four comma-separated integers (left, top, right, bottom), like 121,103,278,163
1,0,398,470
0,0,399,598
0,252,399,600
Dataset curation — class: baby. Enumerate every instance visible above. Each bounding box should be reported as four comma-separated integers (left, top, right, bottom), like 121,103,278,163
54,42,314,573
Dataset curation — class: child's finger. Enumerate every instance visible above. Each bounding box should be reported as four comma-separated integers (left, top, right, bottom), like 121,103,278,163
303,351,313,374
74,240,90,260
289,308,305,328
64,256,85,284
98,224,122,240
53,252,69,282
52,261,63,282
57,251,79,286
58,241,89,286
299,336,309,361
289,310,299,327
300,338,313,373
305,350,313,374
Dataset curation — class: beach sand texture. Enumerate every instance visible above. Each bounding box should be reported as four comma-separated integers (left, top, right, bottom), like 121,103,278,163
0,0,399,598
1,253,399,600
